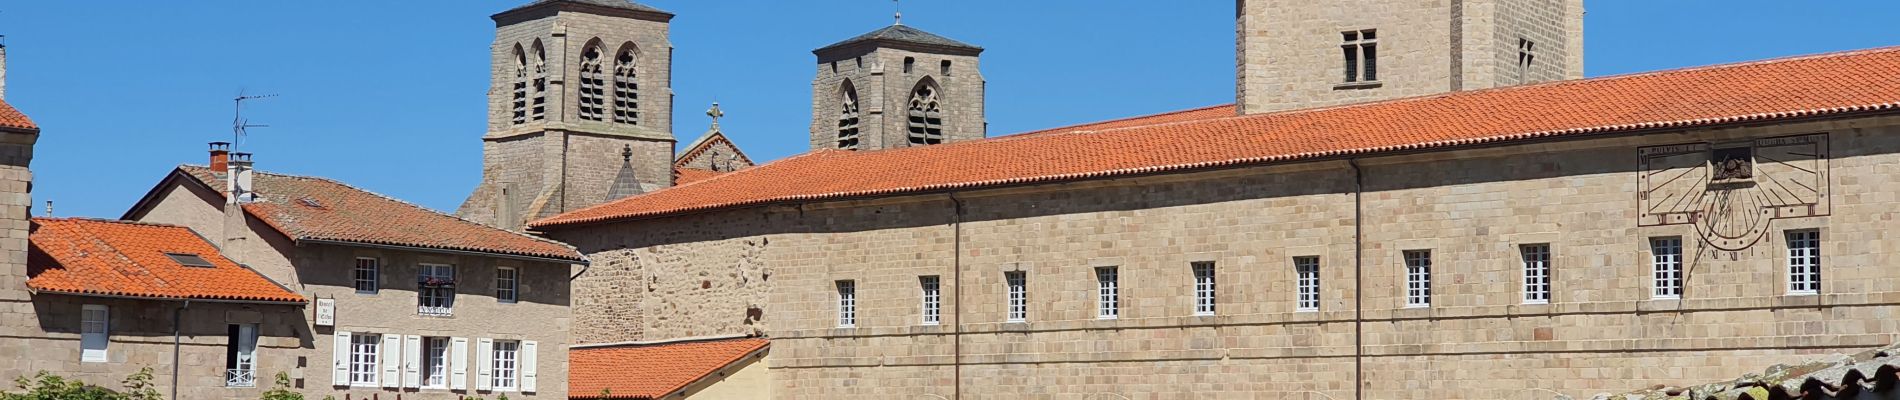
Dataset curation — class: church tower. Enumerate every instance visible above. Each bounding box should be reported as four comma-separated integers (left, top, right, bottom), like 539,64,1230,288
1236,0,1584,114
810,20,984,151
460,0,677,230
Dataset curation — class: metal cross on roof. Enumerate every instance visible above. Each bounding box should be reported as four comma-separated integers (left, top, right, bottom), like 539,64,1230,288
706,102,724,126
893,0,903,25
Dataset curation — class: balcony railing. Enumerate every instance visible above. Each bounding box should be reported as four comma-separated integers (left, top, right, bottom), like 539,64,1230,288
225,369,256,387
418,305,453,317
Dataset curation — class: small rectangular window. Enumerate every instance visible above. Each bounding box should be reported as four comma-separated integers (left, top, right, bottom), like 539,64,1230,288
349,333,380,386
1404,250,1431,308
1005,271,1027,323
1096,267,1119,319
1787,230,1820,295
1521,244,1551,304
423,337,450,389
1516,38,1536,84
836,280,857,328
224,324,259,387
81,304,108,363
1192,262,1216,316
940,60,953,76
354,258,380,294
920,276,941,325
492,340,520,390
1294,257,1321,312
166,252,214,268
1651,237,1684,299
418,264,456,316
1341,29,1378,83
496,267,519,304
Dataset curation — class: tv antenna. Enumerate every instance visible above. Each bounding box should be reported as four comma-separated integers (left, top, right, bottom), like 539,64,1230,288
232,91,278,153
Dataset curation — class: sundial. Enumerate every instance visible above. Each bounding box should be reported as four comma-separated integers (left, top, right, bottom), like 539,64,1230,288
1638,133,1829,252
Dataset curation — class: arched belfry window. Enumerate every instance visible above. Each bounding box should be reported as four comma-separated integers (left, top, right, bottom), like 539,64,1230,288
906,78,946,145
577,40,608,122
510,44,528,125
611,44,639,125
837,80,861,150
530,40,548,121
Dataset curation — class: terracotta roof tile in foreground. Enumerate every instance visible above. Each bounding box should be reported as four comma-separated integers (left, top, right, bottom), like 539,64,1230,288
174,166,585,262
569,337,768,399
27,218,303,303
1608,343,1900,399
534,46,1900,229
672,168,726,186
0,98,38,131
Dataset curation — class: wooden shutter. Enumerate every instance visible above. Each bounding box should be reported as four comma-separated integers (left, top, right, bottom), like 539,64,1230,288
475,338,494,391
520,340,538,392
332,331,351,386
402,335,422,388
449,337,469,391
380,334,401,388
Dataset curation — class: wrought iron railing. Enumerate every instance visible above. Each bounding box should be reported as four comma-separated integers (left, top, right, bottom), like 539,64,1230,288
225,369,256,387
418,305,453,317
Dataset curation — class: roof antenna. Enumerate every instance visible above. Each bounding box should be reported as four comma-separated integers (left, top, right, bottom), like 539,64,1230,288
232,90,279,154
892,0,902,25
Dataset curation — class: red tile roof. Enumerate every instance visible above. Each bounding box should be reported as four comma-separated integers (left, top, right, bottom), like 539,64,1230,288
533,46,1900,229
168,166,585,262
27,218,303,303
672,168,726,186
569,338,769,399
0,99,38,132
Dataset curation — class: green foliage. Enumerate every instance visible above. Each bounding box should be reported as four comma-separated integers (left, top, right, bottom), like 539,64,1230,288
597,388,613,400
257,372,303,400
1,368,162,400
497,394,509,400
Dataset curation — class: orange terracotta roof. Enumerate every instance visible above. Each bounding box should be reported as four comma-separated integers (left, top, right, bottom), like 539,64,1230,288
533,46,1900,229
672,168,726,186
569,338,769,399
27,218,303,303
1012,103,1236,137
0,99,38,132
170,166,584,262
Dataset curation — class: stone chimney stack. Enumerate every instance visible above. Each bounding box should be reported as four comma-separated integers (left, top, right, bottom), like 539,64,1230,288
208,142,231,171
227,152,256,204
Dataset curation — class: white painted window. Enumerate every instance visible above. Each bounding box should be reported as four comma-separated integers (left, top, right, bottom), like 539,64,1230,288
1787,230,1820,295
418,264,455,316
1342,29,1378,82
354,258,379,294
492,340,520,391
1652,237,1684,299
1096,267,1119,320
349,333,380,387
1403,250,1431,308
1005,271,1027,323
836,280,856,328
225,324,259,387
496,267,519,304
919,276,941,325
1192,262,1217,316
80,304,108,363
1294,257,1321,312
1522,244,1551,304
424,337,450,389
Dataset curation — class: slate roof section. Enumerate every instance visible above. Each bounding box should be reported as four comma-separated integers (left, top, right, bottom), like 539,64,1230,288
532,46,1900,229
1602,343,1900,400
27,218,304,303
815,24,983,56
0,98,37,132
167,165,584,263
502,0,669,15
568,337,769,399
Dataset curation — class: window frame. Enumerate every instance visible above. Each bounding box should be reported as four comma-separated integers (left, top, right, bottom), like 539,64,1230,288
491,340,520,391
1294,256,1321,312
496,266,519,304
80,304,109,363
1521,244,1552,304
224,323,259,387
1096,266,1119,320
353,257,380,294
417,263,456,316
423,336,450,389
1651,237,1684,299
919,275,941,326
1403,250,1432,308
1192,262,1217,316
1786,230,1821,295
836,280,857,328
1341,29,1379,83
1005,271,1028,323
1516,37,1537,84
348,333,380,387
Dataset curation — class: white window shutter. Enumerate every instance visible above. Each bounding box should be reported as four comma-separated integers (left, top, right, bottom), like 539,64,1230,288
332,331,352,386
402,335,422,388
520,341,538,393
380,334,401,388
449,337,469,391
475,338,494,391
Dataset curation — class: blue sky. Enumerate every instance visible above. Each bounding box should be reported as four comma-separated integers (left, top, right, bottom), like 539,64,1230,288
5,1,1897,218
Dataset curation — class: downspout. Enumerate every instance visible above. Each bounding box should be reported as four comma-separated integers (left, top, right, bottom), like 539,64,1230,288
948,192,965,400
1348,159,1364,400
172,299,191,400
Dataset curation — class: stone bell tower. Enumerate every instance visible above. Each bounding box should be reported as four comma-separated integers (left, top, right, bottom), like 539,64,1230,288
460,0,678,230
809,18,985,152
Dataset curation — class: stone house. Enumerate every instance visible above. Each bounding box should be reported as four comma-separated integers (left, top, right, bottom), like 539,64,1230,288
121,145,587,399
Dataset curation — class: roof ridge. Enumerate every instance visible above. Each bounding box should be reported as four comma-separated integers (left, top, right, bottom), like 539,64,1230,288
35,216,193,230
532,150,839,226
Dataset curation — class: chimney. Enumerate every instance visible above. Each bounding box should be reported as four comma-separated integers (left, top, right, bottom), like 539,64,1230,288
208,142,231,171
227,152,256,204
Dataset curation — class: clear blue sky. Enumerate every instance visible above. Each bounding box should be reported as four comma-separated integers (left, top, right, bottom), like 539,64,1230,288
5,1,1897,218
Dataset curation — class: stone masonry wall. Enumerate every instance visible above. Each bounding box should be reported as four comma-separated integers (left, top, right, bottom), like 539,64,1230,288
811,47,984,151
569,113,1900,398
556,209,776,343
0,295,304,399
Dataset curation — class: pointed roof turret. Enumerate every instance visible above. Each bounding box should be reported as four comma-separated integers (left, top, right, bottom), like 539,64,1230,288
814,24,983,59
495,0,673,23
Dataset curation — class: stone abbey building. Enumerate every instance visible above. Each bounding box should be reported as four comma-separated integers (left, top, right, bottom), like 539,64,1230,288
515,0,1900,398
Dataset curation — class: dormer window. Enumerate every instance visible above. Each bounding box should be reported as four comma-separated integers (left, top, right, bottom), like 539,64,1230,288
166,253,214,268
